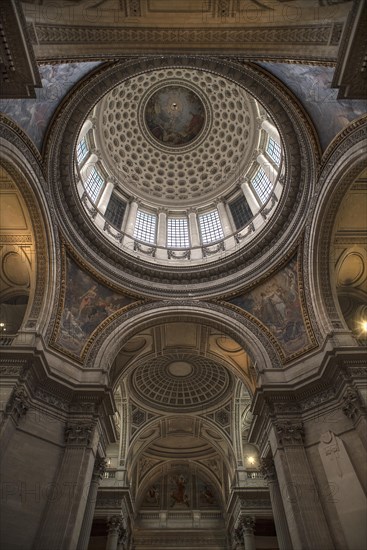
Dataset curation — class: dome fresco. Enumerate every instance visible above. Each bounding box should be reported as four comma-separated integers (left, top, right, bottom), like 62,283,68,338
144,85,205,147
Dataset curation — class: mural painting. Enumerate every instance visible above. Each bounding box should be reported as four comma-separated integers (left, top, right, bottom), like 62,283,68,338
143,484,160,508
0,62,102,150
141,472,220,511
53,255,136,357
228,256,313,358
259,63,367,151
169,473,190,508
145,85,205,146
198,483,219,508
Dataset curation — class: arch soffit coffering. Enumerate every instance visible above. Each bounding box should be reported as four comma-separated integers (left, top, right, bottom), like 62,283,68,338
307,117,367,338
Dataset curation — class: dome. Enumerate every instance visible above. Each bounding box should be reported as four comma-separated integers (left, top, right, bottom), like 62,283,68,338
129,353,233,413
75,65,284,265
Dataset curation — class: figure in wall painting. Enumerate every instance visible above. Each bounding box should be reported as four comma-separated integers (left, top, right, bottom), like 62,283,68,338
143,484,160,507
199,483,217,507
169,474,190,508
229,256,311,356
55,256,135,356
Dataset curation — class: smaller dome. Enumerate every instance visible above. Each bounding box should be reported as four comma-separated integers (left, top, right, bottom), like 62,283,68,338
130,354,233,412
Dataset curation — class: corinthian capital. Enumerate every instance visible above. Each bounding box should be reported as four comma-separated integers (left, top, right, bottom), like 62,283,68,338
6,387,29,422
241,515,255,534
259,456,277,482
64,423,93,446
342,388,365,420
275,420,304,446
107,515,123,534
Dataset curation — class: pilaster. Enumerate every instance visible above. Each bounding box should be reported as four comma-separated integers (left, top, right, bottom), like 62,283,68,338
260,457,292,550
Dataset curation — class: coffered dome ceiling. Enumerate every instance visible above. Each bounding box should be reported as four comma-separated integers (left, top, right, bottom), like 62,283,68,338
95,67,259,207
129,353,233,413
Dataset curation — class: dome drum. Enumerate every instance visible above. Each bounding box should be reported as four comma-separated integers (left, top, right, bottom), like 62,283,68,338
49,57,315,295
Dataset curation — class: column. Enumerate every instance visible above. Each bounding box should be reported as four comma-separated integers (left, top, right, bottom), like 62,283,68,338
216,200,236,252
269,419,334,550
240,179,260,215
35,422,99,550
98,181,114,215
77,457,107,550
260,457,292,550
241,516,256,550
106,516,124,550
216,200,233,237
122,200,138,242
257,153,278,185
156,209,167,259
261,119,280,144
188,208,201,259
78,119,93,142
79,153,98,182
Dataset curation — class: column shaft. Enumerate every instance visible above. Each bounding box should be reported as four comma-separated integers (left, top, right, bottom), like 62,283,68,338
261,119,280,143
240,180,259,215
123,200,138,237
98,181,114,215
257,153,277,184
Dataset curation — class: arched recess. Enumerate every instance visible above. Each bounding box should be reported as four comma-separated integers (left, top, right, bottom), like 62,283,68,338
0,118,57,339
125,414,236,487
135,459,226,513
86,301,282,378
308,117,367,341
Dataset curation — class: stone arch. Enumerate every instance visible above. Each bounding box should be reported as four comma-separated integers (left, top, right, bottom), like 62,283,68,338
87,301,282,379
0,117,57,337
307,118,367,339
126,414,236,481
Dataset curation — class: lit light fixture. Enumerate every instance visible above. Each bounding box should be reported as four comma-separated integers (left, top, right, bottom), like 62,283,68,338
0,322,4,327
362,320,367,332
247,456,255,465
